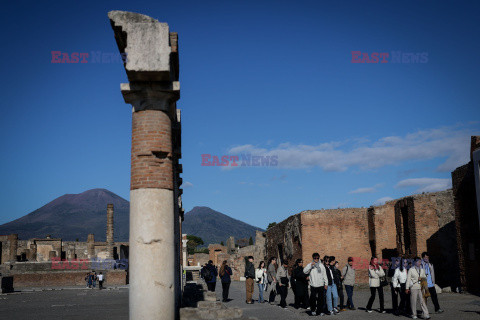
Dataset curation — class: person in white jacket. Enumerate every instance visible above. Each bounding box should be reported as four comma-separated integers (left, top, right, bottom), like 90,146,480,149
366,257,386,313
392,258,408,315
255,261,267,303
303,252,328,316
406,257,430,320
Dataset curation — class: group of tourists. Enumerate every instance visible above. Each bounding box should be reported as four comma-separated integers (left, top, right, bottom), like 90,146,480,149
201,251,444,319
85,271,105,289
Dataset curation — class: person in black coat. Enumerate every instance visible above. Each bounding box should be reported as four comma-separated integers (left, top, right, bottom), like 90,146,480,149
292,258,309,309
333,260,345,311
205,260,218,292
219,260,233,302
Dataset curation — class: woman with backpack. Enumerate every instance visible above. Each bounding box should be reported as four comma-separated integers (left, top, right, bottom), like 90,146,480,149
255,261,267,303
204,260,218,292
219,260,233,302
366,257,386,313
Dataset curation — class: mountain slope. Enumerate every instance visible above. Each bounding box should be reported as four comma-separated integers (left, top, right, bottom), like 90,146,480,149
0,189,129,241
182,206,264,245
0,190,264,245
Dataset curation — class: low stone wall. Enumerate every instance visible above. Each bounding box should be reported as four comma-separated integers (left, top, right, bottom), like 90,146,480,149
12,270,127,287
180,280,256,320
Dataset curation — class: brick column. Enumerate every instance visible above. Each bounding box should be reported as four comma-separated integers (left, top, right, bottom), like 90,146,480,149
109,10,182,320
106,204,114,259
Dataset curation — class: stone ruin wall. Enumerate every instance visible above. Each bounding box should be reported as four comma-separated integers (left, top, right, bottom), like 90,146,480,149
188,231,266,281
266,190,457,286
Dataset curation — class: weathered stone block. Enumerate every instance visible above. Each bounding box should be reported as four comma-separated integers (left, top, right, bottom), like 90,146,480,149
108,11,172,81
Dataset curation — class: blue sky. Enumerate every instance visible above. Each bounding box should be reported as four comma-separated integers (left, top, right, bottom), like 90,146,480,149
0,0,479,229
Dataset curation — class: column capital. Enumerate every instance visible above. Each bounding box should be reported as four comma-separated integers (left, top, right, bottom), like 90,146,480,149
121,81,180,116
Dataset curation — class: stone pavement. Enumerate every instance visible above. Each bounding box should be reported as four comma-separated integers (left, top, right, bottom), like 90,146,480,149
0,282,479,319
215,282,480,320
0,287,129,320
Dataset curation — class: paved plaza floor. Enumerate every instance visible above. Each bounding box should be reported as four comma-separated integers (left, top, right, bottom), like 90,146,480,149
217,281,480,320
0,282,479,319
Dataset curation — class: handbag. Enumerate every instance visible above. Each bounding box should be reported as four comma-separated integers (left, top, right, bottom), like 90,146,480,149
380,276,388,287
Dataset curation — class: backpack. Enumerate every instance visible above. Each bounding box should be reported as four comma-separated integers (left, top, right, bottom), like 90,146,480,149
204,267,213,282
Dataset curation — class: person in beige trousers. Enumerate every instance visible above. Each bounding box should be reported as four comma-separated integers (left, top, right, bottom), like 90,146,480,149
406,257,430,319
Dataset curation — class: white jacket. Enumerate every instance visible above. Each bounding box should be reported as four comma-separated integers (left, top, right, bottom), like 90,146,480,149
392,269,407,288
368,267,385,288
255,268,266,284
303,262,328,287
406,267,426,290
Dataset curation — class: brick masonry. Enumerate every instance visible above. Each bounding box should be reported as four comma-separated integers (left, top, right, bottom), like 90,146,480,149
266,190,457,286
131,110,173,190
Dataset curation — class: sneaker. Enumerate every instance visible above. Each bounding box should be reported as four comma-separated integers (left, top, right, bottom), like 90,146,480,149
349,307,356,310
311,311,317,316
367,310,373,313
436,309,444,313
333,308,339,313
381,311,386,314
319,313,326,316
330,311,336,315
412,316,417,319
425,317,431,320
340,308,347,312
307,307,311,310
283,306,288,309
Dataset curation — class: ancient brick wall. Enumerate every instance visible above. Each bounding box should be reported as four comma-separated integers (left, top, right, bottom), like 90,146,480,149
301,209,371,283
370,202,397,261
452,162,480,293
208,244,227,266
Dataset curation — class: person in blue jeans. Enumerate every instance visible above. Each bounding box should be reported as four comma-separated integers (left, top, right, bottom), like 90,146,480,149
325,256,339,315
255,261,267,303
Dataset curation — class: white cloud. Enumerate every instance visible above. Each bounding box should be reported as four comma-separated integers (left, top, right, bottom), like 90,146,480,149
183,181,194,188
395,178,451,193
227,124,478,172
374,197,394,205
349,187,376,194
349,183,383,194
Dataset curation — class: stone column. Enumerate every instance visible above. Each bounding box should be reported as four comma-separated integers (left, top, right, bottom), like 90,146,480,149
182,234,188,267
8,234,18,262
109,11,181,320
87,234,95,259
106,204,114,259
29,243,37,261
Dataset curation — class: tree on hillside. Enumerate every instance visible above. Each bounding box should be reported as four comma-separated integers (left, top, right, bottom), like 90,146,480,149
249,237,253,245
220,241,224,246
267,222,277,230
187,235,204,255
